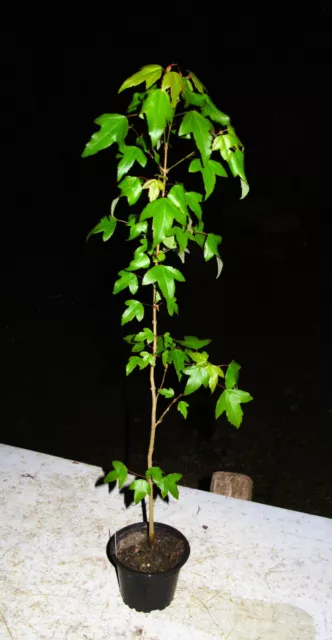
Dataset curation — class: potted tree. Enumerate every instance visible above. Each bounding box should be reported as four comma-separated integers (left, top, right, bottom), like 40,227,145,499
82,63,252,612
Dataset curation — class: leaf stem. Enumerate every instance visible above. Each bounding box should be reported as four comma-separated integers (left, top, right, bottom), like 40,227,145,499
155,393,184,427
157,365,168,399
167,151,196,173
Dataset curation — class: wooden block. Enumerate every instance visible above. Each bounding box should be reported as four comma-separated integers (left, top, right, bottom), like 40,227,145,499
210,471,253,501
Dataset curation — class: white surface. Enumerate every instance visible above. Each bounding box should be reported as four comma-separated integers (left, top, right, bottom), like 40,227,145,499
0,444,331,639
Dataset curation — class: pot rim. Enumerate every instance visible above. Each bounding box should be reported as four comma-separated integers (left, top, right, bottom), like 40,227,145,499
107,521,190,577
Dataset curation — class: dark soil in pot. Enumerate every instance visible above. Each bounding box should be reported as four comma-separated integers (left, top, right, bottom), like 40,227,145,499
107,522,190,612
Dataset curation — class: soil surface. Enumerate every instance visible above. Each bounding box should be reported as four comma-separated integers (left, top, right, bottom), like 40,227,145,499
1,247,330,520
115,528,186,573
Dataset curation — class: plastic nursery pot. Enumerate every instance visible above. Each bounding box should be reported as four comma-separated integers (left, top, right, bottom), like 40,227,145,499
107,521,190,612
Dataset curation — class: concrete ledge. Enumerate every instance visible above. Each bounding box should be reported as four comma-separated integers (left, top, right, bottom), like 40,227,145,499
0,444,331,639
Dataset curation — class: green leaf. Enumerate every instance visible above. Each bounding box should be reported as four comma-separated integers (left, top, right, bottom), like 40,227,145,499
215,388,253,428
118,176,143,205
126,356,143,375
141,89,173,147
146,466,164,484
216,256,223,279
161,473,183,499
129,478,151,504
225,360,241,389
117,145,147,182
202,95,230,125
135,327,154,344
156,335,164,354
143,179,164,202
177,400,189,419
183,365,210,395
110,197,120,217
104,460,128,489
121,300,144,326
119,65,163,93
188,158,201,173
205,363,224,393
135,134,149,152
142,265,185,309
140,351,155,367
188,71,206,94
127,91,147,113
159,387,174,398
87,216,117,242
166,297,179,316
162,349,169,366
127,253,150,271
170,227,189,253
186,350,209,364
182,78,206,107
164,332,175,348
134,237,149,254
162,71,184,107
123,334,135,344
140,197,183,247
229,149,248,184
189,158,227,200
179,110,213,166
82,114,128,157
128,220,148,241
131,342,145,353
163,235,177,249
185,191,203,220
204,233,222,261
113,270,139,295
176,336,211,349
168,348,189,381
240,178,250,200
167,184,188,221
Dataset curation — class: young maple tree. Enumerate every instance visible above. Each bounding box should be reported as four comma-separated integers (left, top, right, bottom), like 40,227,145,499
82,64,253,543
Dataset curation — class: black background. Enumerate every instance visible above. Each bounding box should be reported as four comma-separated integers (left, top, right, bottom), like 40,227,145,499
1,21,330,516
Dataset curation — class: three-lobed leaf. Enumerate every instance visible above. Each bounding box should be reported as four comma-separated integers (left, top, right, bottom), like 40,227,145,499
179,110,213,166
183,365,210,395
119,64,163,93
104,460,128,489
215,388,253,428
162,71,184,107
82,114,128,157
129,478,151,503
204,233,222,261
118,176,143,205
121,300,144,326
225,360,242,389
87,216,117,242
140,197,185,247
141,89,173,147
113,270,139,295
117,145,147,182
176,336,211,349
189,158,227,199
177,400,189,419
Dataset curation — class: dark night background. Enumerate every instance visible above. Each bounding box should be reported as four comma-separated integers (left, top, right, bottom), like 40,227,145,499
1,25,330,518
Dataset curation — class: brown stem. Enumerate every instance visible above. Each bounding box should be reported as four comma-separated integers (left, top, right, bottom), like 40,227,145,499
147,284,158,543
147,121,171,544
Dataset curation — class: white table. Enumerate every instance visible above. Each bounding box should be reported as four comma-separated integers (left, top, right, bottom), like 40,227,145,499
0,444,331,639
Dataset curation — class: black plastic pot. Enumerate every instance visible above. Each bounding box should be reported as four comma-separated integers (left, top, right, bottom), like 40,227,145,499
107,521,190,612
